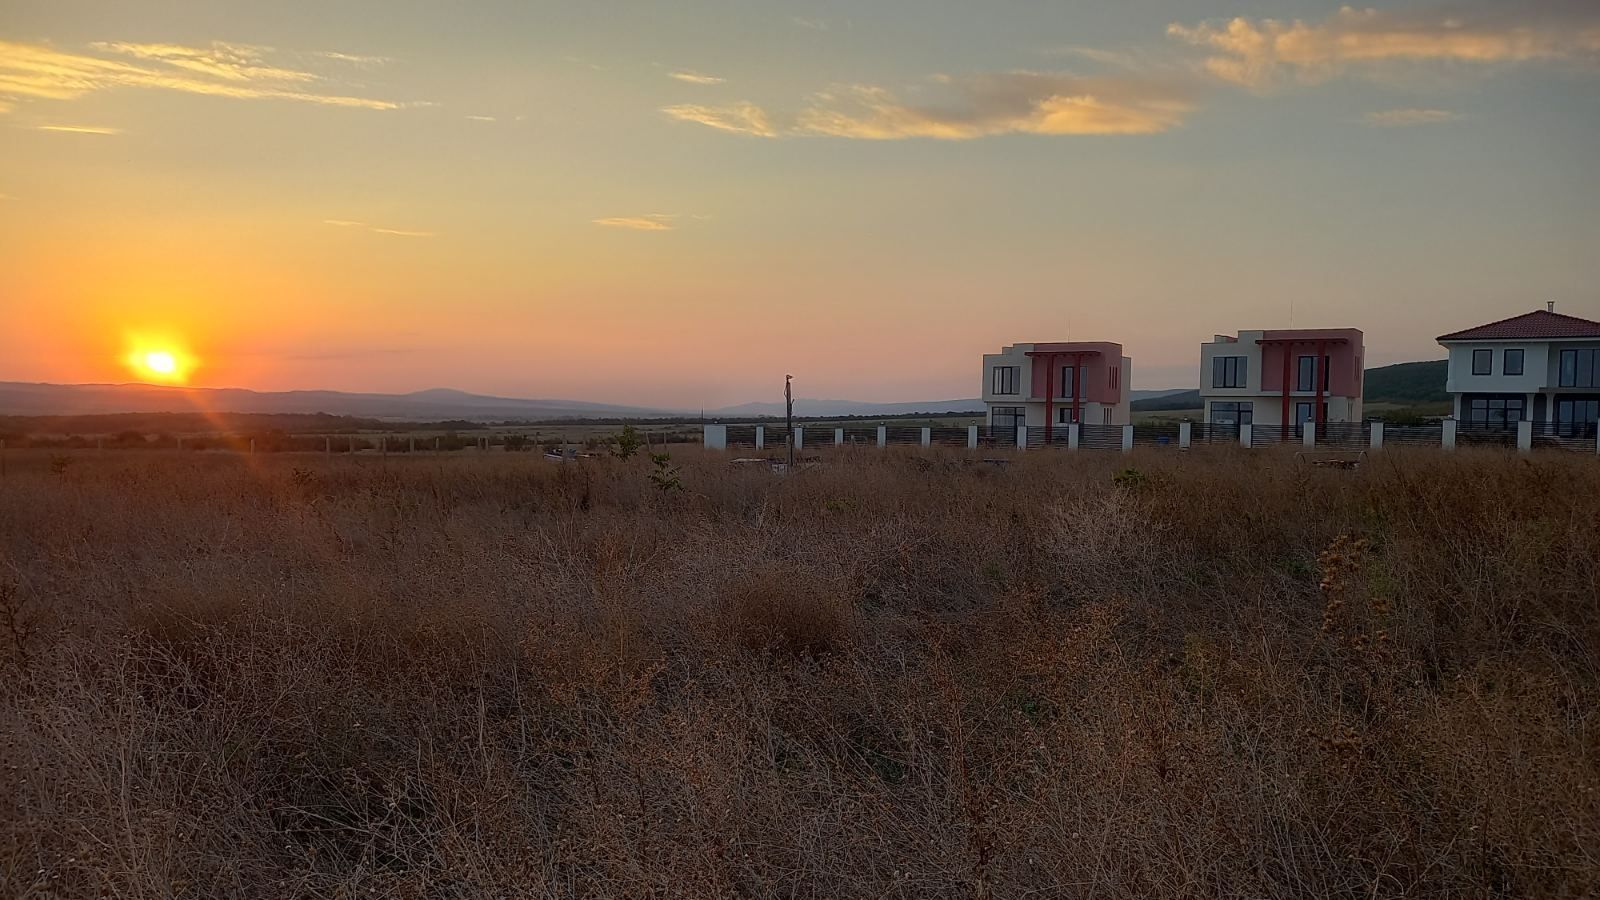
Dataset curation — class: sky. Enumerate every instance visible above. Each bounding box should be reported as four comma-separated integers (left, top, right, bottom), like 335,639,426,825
1,0,1597,406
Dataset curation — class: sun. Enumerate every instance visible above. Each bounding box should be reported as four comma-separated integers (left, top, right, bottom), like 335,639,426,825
125,342,194,384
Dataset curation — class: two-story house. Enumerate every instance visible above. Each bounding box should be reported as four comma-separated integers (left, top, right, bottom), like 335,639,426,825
1198,328,1365,440
981,342,1132,442
1437,308,1600,435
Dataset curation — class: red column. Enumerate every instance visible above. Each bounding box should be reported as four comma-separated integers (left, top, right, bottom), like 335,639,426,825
1314,340,1327,426
1072,353,1083,426
1044,355,1055,443
1280,343,1292,442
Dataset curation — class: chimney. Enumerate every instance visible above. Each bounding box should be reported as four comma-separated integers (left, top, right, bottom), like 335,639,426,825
1547,301,1556,313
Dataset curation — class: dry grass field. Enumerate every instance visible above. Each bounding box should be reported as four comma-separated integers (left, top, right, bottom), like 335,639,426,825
1,448,1597,898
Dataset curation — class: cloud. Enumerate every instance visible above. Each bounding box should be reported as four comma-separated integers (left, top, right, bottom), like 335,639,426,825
1168,2,1600,88
796,74,1195,138
665,72,1196,140
1364,107,1460,126
317,50,390,66
464,114,497,122
35,124,122,135
669,71,725,85
0,39,408,113
661,102,778,137
324,219,435,237
791,17,829,31
593,215,676,231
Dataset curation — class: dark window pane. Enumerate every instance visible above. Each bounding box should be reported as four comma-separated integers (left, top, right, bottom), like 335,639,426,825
1472,349,1492,375
1561,350,1577,387
1504,349,1523,376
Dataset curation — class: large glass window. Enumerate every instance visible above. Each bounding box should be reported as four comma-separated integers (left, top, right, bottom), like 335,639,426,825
1555,398,1600,437
991,365,1020,395
1295,355,1331,391
990,406,1024,432
1472,349,1492,376
1466,396,1525,428
1504,349,1524,376
1559,349,1597,388
1058,365,1083,398
1211,401,1253,425
1212,356,1247,389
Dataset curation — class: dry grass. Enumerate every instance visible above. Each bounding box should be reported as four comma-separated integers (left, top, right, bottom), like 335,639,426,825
1,447,1597,898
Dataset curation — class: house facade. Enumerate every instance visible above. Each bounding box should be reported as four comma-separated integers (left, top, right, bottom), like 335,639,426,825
1437,309,1600,434
981,342,1132,440
1198,328,1364,440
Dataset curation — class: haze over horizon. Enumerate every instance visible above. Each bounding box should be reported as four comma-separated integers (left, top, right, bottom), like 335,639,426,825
2,0,1597,407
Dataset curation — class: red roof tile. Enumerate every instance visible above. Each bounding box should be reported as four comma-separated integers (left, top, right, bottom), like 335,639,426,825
1437,310,1600,342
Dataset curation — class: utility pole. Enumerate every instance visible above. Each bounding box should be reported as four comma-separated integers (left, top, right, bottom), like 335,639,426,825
785,374,794,468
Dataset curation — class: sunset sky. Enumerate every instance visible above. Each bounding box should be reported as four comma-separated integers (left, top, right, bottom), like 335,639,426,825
2,0,1597,407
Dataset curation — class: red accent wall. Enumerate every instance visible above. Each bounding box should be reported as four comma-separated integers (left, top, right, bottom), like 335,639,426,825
1258,330,1363,396
1026,342,1125,403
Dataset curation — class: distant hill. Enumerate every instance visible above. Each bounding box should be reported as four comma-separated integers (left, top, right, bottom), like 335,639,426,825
1130,360,1450,412
0,382,672,421
1362,360,1449,404
710,398,985,418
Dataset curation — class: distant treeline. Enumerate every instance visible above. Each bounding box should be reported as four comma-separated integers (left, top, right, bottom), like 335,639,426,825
0,411,491,437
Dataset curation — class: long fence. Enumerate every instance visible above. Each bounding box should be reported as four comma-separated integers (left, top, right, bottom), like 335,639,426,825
705,419,1600,456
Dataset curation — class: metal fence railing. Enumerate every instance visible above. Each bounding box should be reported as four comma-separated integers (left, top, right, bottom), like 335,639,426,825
1190,422,1241,445
1532,421,1598,452
1380,424,1444,447
1079,424,1124,451
1315,422,1369,450
1133,422,1181,448
1457,424,1519,450
929,427,970,447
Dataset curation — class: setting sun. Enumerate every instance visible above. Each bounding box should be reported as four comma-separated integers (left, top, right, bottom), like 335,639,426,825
125,342,194,384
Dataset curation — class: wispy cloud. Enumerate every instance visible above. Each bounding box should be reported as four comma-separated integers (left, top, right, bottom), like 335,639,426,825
665,71,1196,140
317,50,390,67
791,17,829,32
661,102,778,137
0,39,410,113
593,214,677,231
1365,107,1461,127
1168,2,1600,89
324,219,436,237
35,124,122,135
464,114,497,122
669,70,725,85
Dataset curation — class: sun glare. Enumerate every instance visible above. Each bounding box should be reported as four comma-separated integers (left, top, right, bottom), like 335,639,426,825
125,341,194,384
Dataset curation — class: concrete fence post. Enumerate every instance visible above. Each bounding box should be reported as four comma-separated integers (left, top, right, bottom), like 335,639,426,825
1370,421,1384,450
967,425,979,449
409,437,415,453
1121,424,1135,452
704,424,727,450
1240,423,1253,449
1517,419,1533,454
324,437,331,455
1303,422,1316,448
1067,423,1080,450
755,425,765,450
920,427,932,447
1178,421,1192,449
250,438,256,456
1017,425,1029,450
834,427,845,446
876,426,887,448
794,426,804,450
1442,418,1457,451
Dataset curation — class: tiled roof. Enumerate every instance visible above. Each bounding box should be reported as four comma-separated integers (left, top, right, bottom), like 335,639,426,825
1437,310,1600,341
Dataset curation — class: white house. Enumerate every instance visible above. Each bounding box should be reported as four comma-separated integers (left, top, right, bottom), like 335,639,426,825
981,341,1132,441
1437,308,1600,433
1198,328,1365,441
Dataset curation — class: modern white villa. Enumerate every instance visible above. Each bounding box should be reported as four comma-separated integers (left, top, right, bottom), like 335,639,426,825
980,341,1132,441
1437,307,1600,434
1198,328,1365,440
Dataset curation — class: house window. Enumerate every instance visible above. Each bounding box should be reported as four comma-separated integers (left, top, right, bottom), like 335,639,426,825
1057,406,1077,424
1210,401,1253,425
1466,396,1525,428
1559,349,1597,388
1472,349,1492,376
1103,408,1112,425
1504,349,1524,376
1295,355,1332,392
990,406,1024,432
1058,365,1077,398
1110,366,1120,390
992,365,1020,395
1555,398,1600,437
1212,356,1247,389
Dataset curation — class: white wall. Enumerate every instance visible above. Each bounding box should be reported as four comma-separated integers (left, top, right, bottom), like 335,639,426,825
1444,342,1551,394
1198,333,1262,401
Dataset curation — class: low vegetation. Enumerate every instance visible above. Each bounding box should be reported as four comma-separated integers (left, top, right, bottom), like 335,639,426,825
1,448,1596,898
